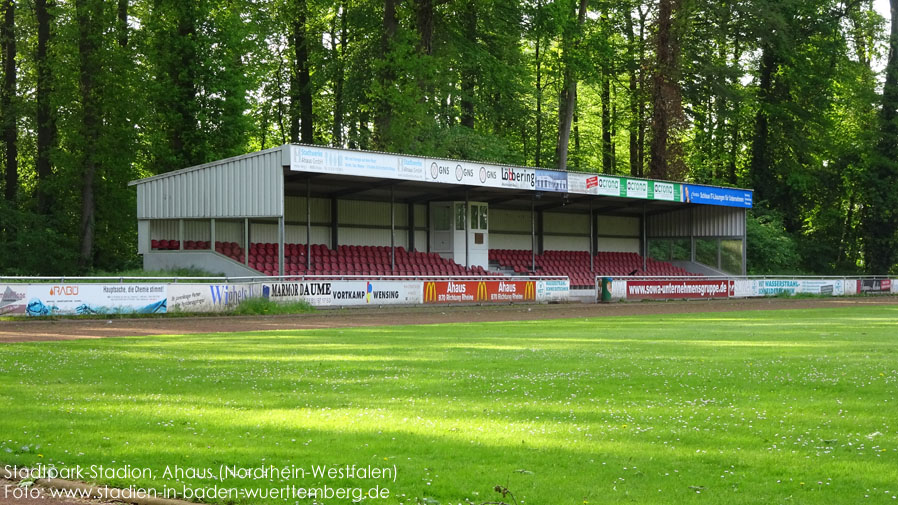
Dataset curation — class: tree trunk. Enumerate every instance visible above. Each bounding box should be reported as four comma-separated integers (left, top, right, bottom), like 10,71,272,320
648,0,684,180
374,0,397,148
555,0,588,171
117,0,128,47
2,0,17,204
290,0,313,144
76,0,102,269
535,10,543,167
169,3,197,169
601,64,612,173
35,0,56,214
460,0,476,129
331,2,346,147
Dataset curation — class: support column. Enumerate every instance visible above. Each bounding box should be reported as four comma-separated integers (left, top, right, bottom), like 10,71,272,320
641,204,647,271
210,218,216,253
530,195,536,272
278,216,285,277
408,202,416,252
689,207,696,262
390,186,395,272
426,203,431,253
742,208,748,275
589,201,595,273
464,191,470,269
306,179,312,271
178,219,184,250
244,218,249,266
331,198,338,250
537,210,544,255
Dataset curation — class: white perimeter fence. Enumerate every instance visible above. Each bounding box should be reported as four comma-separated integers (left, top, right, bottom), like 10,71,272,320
0,274,893,317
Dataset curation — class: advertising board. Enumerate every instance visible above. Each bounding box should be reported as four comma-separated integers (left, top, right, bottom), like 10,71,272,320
535,170,568,192
261,280,422,307
751,279,844,297
626,280,734,300
536,279,570,302
290,145,425,181
422,280,538,304
0,285,27,315
857,279,892,294
23,284,167,316
683,185,753,208
167,283,257,312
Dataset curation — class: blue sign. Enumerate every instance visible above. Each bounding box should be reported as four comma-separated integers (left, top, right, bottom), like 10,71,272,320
683,185,753,208
535,170,568,192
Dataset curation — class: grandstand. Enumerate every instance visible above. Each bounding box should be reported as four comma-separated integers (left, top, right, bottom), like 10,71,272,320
131,144,751,288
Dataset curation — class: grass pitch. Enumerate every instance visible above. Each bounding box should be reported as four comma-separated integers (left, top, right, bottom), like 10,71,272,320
1,306,897,504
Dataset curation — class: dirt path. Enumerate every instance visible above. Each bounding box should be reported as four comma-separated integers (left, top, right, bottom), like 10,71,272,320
2,297,896,343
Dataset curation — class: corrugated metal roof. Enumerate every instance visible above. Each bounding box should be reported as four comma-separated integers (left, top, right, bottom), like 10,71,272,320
132,146,286,219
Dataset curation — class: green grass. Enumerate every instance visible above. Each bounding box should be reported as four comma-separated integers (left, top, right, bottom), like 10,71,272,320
229,297,315,315
1,307,897,504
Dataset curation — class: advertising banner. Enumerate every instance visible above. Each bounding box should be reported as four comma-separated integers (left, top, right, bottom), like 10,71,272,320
424,159,536,190
535,170,568,192
567,172,596,195
625,179,649,199
261,280,422,307
23,284,168,316
290,145,425,181
536,279,570,301
422,280,538,304
683,185,753,208
167,283,257,312
751,279,845,296
650,182,678,201
857,279,892,294
0,285,27,315
626,280,733,300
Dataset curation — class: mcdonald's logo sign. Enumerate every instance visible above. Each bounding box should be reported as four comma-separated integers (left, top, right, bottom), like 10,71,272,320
476,282,488,302
523,281,535,300
424,282,438,303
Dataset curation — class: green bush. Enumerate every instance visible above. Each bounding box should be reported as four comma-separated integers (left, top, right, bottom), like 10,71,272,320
746,211,803,275
230,297,315,316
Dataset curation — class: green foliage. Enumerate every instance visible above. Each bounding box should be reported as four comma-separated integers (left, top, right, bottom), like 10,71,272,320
229,296,315,315
746,210,803,275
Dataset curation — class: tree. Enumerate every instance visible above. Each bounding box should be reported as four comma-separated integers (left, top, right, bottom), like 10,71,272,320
35,0,56,214
555,0,588,170
862,0,898,273
647,0,685,180
2,0,16,204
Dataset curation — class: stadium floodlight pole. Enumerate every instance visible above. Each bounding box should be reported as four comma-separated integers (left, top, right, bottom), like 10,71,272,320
306,177,311,271
391,185,395,272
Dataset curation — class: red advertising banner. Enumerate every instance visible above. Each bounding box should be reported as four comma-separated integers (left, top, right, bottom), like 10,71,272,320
857,279,891,294
423,280,536,304
626,279,734,300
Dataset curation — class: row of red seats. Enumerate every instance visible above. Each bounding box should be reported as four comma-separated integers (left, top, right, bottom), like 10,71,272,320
248,244,499,278
491,249,695,288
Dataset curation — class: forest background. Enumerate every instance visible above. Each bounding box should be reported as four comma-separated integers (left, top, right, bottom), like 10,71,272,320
1,0,897,276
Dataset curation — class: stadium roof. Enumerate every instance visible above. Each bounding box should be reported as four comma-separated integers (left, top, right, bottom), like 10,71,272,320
130,144,753,219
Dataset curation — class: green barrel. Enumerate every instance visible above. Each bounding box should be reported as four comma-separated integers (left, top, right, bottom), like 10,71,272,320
600,277,613,302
